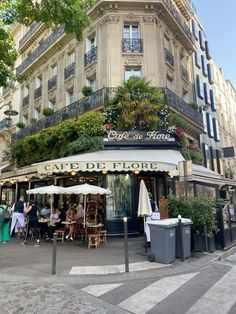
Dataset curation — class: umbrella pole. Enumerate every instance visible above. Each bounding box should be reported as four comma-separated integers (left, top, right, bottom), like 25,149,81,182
144,216,148,254
82,196,87,245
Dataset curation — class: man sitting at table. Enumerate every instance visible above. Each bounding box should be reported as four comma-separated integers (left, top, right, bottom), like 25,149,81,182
40,204,50,218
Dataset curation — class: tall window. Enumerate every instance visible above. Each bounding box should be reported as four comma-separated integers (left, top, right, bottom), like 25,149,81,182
67,51,75,66
86,36,96,52
50,64,57,77
66,90,73,106
123,24,139,39
35,75,42,89
196,75,204,99
24,85,29,97
124,67,141,81
87,77,96,91
34,108,40,120
48,99,56,110
106,174,132,220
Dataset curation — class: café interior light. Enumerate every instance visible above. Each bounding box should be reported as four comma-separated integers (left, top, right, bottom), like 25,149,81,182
71,171,77,176
133,170,140,175
24,176,29,182
102,170,108,174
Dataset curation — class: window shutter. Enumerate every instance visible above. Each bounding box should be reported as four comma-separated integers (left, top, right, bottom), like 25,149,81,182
210,90,216,111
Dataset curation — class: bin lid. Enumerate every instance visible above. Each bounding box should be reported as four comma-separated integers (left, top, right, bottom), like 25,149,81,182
169,218,193,225
147,219,178,227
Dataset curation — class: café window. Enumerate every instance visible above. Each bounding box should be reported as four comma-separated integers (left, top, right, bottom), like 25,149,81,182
106,174,132,220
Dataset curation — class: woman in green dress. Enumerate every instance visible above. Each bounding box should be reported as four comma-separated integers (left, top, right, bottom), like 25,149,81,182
0,200,11,243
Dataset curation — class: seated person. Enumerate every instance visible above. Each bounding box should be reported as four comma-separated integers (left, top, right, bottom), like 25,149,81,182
48,208,61,239
40,204,50,218
76,203,84,225
65,207,77,241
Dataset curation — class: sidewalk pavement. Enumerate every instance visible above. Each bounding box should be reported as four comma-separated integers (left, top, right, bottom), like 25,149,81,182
1,235,235,283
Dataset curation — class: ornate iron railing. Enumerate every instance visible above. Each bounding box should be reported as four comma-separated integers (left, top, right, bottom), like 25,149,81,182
22,95,29,107
64,63,75,80
160,87,203,127
84,47,97,66
19,22,43,47
34,86,42,99
164,48,174,67
48,75,57,90
162,0,194,44
122,38,143,53
0,118,12,130
180,65,189,81
16,26,64,74
12,88,104,141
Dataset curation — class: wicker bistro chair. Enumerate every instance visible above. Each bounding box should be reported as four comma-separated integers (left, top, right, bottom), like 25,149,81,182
55,228,65,243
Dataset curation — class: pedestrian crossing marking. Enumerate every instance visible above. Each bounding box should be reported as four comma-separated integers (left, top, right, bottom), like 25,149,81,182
118,272,198,314
69,261,168,275
186,266,236,314
81,283,123,297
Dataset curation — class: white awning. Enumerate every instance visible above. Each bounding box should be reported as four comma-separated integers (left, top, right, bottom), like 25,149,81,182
34,149,185,174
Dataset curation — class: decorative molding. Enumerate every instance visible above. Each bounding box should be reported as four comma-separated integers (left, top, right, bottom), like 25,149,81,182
143,16,156,25
85,65,96,79
48,89,56,100
124,55,142,66
166,65,174,81
156,8,165,18
34,98,42,109
58,51,65,60
64,77,74,91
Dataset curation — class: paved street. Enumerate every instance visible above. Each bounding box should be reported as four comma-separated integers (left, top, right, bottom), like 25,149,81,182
1,237,236,313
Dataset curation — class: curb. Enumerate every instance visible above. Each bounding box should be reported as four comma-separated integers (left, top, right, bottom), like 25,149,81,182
217,244,236,261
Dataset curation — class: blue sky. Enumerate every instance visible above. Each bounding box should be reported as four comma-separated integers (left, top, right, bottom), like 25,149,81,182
193,0,236,88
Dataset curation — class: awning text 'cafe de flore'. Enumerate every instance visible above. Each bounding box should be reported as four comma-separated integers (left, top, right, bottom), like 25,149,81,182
1,130,184,235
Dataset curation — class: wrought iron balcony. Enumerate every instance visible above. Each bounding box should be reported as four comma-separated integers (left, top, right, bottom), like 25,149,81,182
16,26,64,75
84,47,97,66
164,48,174,67
162,0,194,45
2,82,14,96
34,86,42,99
122,38,143,53
48,75,57,90
160,87,203,127
22,95,29,107
12,88,104,141
64,63,75,80
0,118,12,131
180,65,189,81
19,22,43,48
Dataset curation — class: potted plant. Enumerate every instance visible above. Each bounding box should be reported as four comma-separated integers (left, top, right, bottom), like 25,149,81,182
82,86,93,97
43,107,54,117
16,122,25,129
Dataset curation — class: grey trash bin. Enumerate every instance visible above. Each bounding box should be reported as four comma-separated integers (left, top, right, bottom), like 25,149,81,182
168,218,193,259
147,219,177,264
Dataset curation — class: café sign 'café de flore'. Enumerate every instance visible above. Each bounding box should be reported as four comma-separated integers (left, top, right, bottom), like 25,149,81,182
1,130,184,234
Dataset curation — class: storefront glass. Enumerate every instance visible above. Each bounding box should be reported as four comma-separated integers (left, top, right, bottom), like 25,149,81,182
106,174,132,220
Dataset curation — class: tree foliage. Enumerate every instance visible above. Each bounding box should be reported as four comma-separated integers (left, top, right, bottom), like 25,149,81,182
0,0,94,87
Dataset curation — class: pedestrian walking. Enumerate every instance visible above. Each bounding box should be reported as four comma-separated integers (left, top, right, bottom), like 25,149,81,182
10,196,26,238
0,200,11,243
21,200,40,247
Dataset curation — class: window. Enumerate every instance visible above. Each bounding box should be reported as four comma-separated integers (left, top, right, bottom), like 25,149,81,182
204,83,210,105
34,108,40,120
210,90,216,111
212,118,220,142
209,146,214,171
202,110,207,134
194,51,201,68
191,19,198,40
67,51,75,66
51,64,57,77
124,24,139,39
22,115,28,125
205,40,211,60
164,35,170,50
48,100,56,110
24,85,29,97
207,63,214,84
66,90,73,106
86,36,96,53
201,55,207,77
106,174,132,220
202,143,209,168
87,77,96,91
215,150,221,174
35,76,42,89
206,113,214,138
125,67,141,81
199,30,205,51
196,75,204,99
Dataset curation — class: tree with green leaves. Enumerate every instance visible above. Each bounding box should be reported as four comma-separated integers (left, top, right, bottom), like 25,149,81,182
107,76,165,130
0,0,94,87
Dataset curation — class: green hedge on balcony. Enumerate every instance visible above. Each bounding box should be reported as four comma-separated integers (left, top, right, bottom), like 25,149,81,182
11,111,105,166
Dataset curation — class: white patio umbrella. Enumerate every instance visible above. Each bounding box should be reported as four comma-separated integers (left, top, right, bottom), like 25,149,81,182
65,183,111,227
137,180,152,253
26,185,69,219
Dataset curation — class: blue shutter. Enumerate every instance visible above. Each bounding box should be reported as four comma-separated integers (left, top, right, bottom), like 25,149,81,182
201,55,207,77
196,75,204,99
195,51,201,68
207,63,214,84
210,90,216,111
204,83,210,105
212,118,220,142
206,113,214,138
205,41,211,60
199,31,205,51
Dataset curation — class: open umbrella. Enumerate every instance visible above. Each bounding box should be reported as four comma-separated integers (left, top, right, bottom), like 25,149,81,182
137,180,152,252
26,185,68,219
65,183,111,227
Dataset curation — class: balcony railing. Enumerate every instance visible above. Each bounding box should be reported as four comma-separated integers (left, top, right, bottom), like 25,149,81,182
34,86,42,99
64,63,75,80
160,87,203,127
0,118,12,131
122,38,143,53
22,95,29,107
48,75,57,90
162,0,194,44
16,26,64,75
164,48,174,67
180,65,189,81
12,88,104,141
84,47,97,66
19,22,43,48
